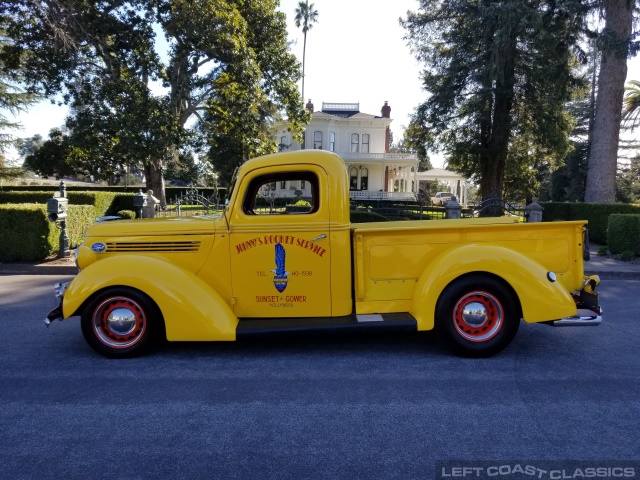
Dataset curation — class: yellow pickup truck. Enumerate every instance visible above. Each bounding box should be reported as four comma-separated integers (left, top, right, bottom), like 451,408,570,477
45,150,601,358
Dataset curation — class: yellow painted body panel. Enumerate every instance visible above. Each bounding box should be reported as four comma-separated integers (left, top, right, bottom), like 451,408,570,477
61,150,591,343
64,255,237,341
353,219,586,328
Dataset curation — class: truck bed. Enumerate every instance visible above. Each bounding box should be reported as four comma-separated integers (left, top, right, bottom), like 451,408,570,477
351,217,587,318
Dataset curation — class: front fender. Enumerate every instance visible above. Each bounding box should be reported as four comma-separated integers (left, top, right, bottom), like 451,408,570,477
63,256,237,341
410,244,577,331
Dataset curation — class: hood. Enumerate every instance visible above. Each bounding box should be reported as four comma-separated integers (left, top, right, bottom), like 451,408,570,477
86,215,218,238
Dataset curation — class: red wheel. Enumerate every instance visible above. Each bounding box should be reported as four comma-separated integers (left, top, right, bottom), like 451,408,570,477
81,288,163,358
436,275,520,357
452,291,504,342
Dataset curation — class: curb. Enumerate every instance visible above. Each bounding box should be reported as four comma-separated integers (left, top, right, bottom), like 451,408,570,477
0,263,78,276
584,270,640,280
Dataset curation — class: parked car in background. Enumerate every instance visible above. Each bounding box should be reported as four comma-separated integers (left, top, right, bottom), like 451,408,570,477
432,192,452,206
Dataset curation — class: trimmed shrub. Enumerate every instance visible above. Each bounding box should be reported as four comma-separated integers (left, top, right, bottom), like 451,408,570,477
1,184,227,200
0,204,95,262
543,202,640,244
0,190,135,217
117,210,136,219
350,211,390,223
620,251,636,262
0,204,58,261
66,205,98,247
608,214,640,255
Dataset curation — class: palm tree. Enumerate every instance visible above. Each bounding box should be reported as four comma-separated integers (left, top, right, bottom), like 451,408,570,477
623,80,640,130
294,1,319,103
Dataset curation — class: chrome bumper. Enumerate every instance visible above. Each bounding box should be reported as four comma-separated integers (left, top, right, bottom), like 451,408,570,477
552,308,602,327
44,282,70,327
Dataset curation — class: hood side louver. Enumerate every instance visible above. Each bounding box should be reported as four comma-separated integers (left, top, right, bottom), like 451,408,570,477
106,241,201,253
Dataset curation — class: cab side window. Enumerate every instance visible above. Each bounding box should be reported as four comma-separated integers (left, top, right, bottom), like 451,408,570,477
242,171,319,215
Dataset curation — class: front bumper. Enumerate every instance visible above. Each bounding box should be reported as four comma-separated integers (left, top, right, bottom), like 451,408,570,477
44,282,69,327
44,302,63,326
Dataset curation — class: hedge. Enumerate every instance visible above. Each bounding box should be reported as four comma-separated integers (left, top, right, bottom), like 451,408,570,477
0,204,95,262
608,214,640,255
543,202,640,244
0,191,135,217
1,184,227,200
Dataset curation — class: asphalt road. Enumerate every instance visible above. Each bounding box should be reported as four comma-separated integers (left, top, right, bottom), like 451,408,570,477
1,275,639,480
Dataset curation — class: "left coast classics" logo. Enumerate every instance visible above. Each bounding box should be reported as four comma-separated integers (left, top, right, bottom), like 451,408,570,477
271,243,290,293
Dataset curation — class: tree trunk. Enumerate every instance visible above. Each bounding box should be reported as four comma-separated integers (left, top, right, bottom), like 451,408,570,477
480,29,517,216
584,0,634,203
301,31,307,104
145,156,166,208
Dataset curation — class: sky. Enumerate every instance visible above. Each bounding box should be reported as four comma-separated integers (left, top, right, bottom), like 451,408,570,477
7,0,640,167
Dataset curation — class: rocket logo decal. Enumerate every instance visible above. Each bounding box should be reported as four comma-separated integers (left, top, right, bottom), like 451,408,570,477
272,243,290,293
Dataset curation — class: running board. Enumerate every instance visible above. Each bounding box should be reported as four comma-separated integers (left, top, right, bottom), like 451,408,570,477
236,313,417,338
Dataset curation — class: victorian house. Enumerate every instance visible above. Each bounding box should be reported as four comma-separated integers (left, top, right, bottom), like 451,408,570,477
275,100,419,200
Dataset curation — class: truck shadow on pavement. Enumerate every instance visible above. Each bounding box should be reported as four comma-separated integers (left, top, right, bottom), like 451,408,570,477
160,330,453,359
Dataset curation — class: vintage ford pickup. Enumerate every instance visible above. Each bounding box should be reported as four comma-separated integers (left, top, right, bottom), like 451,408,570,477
45,150,601,358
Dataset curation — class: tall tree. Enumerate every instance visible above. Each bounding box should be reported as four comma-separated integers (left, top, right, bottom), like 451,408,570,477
0,32,37,179
1,0,307,203
402,0,588,205
294,1,318,103
585,0,637,203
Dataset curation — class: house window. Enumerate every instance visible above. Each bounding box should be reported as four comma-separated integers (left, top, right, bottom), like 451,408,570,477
314,131,323,149
362,134,370,154
350,167,358,191
360,168,368,191
329,132,336,152
351,133,359,153
300,180,306,189
278,136,288,152
280,181,287,189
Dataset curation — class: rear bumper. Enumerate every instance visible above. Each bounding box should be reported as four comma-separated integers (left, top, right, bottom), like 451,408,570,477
552,306,602,327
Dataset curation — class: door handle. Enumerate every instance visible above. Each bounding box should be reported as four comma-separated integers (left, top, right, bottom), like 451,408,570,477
311,234,327,241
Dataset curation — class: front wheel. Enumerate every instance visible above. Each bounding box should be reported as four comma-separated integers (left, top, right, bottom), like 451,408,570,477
435,275,520,358
81,287,163,358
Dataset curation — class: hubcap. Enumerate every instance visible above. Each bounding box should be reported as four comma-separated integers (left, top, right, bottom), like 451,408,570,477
461,301,488,328
453,292,503,343
92,296,146,349
106,307,137,336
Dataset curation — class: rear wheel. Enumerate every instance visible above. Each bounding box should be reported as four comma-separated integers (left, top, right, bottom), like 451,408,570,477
81,287,163,358
435,275,520,357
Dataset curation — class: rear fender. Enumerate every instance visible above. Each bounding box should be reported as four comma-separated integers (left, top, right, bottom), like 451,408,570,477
63,256,237,341
410,244,577,330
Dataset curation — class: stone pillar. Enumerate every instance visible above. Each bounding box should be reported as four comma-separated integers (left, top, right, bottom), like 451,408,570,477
525,197,543,222
445,195,462,219
142,190,160,218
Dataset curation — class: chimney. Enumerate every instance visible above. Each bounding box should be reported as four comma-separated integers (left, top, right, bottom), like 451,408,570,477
381,101,391,118
306,99,314,113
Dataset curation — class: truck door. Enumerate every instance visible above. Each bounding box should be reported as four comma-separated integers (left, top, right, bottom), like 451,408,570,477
229,166,332,318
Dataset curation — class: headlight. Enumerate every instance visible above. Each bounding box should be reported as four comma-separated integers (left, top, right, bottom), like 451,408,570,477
76,245,97,270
